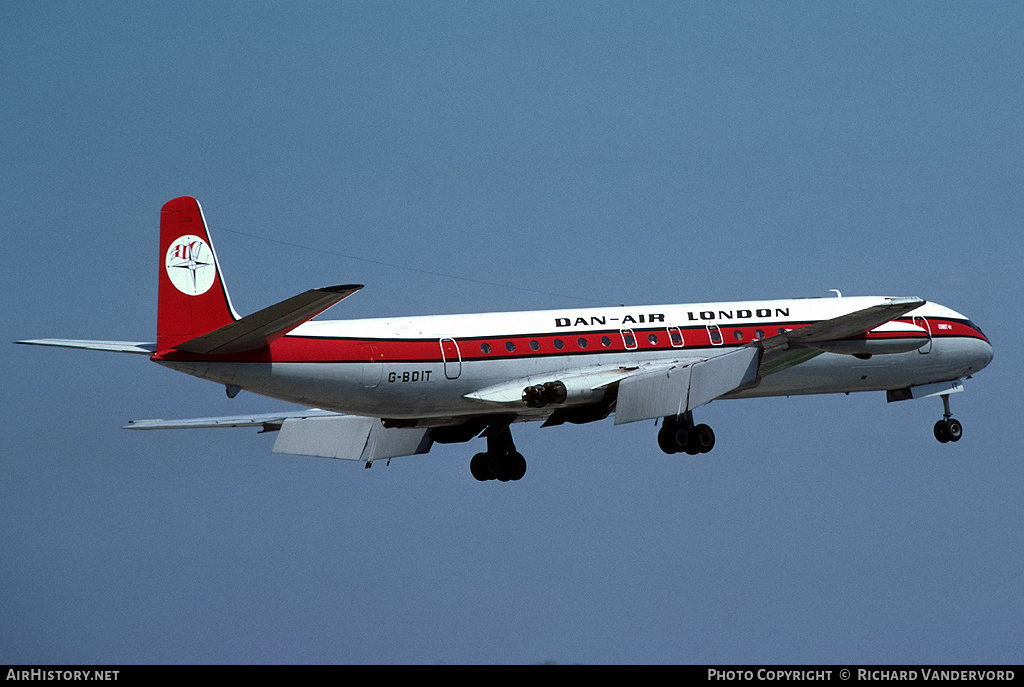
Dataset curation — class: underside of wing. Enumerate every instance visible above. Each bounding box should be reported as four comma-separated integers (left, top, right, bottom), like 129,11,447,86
126,408,432,462
124,408,340,431
614,347,760,424
463,361,687,406
462,352,760,426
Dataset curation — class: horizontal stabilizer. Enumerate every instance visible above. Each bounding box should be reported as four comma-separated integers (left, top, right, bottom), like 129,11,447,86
17,339,156,355
173,284,362,355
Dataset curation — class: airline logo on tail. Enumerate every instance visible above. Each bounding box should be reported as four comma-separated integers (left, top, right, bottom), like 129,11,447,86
165,235,215,296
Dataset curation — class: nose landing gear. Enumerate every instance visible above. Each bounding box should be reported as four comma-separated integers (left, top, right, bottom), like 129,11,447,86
933,394,963,443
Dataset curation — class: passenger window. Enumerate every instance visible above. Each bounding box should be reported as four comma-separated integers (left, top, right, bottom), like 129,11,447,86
480,342,492,353
529,340,540,351
648,333,659,345
733,330,743,341
601,336,611,347
554,339,564,350
505,341,516,352
577,337,588,349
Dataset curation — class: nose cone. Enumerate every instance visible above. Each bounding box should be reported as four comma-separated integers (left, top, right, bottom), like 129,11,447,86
964,325,993,374
976,337,994,372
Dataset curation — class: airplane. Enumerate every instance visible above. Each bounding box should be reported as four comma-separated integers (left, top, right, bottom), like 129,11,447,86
18,196,993,481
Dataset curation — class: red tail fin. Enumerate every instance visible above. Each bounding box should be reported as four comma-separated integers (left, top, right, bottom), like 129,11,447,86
157,197,238,352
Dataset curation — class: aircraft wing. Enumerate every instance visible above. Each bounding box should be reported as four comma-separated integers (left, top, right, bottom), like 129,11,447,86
125,409,433,462
763,296,924,348
757,296,926,376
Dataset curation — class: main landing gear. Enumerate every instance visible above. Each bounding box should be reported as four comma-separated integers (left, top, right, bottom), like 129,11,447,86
470,426,527,482
933,394,963,443
658,412,716,455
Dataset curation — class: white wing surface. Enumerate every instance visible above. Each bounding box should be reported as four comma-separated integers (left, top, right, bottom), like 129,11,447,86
615,347,760,424
126,409,432,462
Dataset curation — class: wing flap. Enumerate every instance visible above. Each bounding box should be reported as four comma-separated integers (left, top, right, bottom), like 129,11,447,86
688,346,761,409
273,415,376,460
273,415,433,461
173,284,362,355
126,409,433,462
613,362,692,424
614,347,760,424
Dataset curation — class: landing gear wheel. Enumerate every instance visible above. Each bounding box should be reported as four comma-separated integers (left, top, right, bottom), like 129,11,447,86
488,451,527,481
673,427,691,452
658,427,679,454
946,418,963,442
470,453,490,481
658,415,715,455
933,394,963,444
658,420,688,454
934,418,963,443
693,424,716,454
509,452,527,481
471,426,526,481
469,425,528,482
486,452,507,480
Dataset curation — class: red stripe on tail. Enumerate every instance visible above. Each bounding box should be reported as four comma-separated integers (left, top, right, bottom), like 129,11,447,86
157,197,237,352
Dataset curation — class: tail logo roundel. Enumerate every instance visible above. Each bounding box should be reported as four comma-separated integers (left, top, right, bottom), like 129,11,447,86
165,235,216,296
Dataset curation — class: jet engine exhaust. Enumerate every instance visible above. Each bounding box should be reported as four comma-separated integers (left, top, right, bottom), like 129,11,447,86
522,381,568,408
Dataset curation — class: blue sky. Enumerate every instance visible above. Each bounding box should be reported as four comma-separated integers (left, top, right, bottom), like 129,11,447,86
3,2,1022,664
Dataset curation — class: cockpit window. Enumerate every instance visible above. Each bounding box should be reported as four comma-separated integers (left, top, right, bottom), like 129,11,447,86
966,320,986,337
